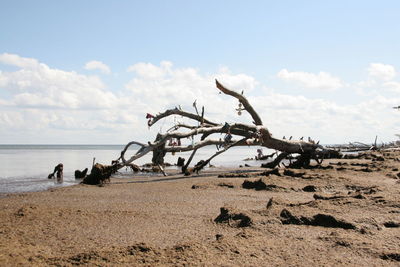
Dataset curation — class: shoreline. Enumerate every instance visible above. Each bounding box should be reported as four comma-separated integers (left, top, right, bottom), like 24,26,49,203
0,156,266,196
0,144,266,195
1,151,399,266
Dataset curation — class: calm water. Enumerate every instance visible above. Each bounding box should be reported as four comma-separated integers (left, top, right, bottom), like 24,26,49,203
0,144,267,194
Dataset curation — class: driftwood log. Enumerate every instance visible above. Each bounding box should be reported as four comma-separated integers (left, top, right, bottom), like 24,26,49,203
112,80,335,175
82,163,118,185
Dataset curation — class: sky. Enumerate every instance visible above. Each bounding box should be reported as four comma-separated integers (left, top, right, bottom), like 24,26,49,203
0,0,400,144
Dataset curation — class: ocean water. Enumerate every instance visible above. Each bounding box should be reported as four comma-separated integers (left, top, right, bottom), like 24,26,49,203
0,144,268,194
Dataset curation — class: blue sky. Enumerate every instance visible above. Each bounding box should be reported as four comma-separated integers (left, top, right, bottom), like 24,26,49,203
2,1,399,75
0,1,400,144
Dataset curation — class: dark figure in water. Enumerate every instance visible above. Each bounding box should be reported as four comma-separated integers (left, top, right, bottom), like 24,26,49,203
48,163,63,183
74,168,88,179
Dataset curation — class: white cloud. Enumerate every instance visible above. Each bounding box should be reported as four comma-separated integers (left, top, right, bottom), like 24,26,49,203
368,63,396,81
84,60,111,74
1,54,399,144
0,53,41,69
0,53,117,109
251,92,400,143
383,81,400,93
277,69,343,90
127,61,171,79
125,61,258,119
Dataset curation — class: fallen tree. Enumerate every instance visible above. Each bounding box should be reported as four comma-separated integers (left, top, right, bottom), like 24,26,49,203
108,79,334,176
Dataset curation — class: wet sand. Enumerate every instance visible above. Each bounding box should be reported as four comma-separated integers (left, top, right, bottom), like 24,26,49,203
0,150,400,266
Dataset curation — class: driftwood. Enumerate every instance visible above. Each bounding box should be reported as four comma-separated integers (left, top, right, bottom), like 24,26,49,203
74,168,88,179
48,163,63,183
326,135,400,153
82,163,118,185
112,80,336,176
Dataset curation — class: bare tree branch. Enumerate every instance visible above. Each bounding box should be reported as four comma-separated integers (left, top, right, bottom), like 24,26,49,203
148,107,218,127
111,80,333,177
192,137,249,172
182,148,198,174
164,139,231,153
166,123,216,133
216,79,263,125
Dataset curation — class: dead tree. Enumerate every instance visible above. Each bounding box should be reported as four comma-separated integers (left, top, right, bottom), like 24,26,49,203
115,80,331,174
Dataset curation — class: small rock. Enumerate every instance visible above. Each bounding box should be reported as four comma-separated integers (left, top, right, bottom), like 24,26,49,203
242,179,286,191
15,208,25,217
303,185,317,192
353,194,366,199
215,234,224,240
218,183,234,188
266,198,274,209
335,240,351,247
384,221,400,228
214,207,253,227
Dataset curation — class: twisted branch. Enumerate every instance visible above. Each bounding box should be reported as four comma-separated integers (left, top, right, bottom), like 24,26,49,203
113,80,332,176
148,107,218,127
216,79,263,125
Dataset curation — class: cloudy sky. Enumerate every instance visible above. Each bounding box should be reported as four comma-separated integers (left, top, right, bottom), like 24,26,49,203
1,0,400,144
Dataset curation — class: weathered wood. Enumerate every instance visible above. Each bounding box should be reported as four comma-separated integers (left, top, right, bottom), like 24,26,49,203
114,80,333,176
216,79,263,126
193,137,248,172
148,107,218,127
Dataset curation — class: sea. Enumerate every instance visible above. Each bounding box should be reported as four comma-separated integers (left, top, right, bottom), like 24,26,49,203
0,144,268,194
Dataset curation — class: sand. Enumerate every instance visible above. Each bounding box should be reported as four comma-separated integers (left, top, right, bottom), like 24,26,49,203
0,150,400,266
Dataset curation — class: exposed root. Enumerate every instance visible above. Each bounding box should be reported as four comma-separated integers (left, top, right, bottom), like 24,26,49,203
283,169,305,178
214,207,252,227
381,253,400,262
242,179,287,191
82,163,116,185
383,221,400,228
280,209,356,229
74,168,88,179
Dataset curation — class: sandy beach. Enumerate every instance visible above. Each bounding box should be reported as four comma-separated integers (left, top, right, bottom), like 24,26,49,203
1,150,400,266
